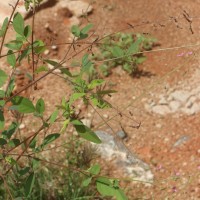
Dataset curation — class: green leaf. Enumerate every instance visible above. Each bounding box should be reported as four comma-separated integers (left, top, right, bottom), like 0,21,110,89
71,25,81,37
36,98,45,115
0,17,9,37
29,137,37,149
35,66,48,74
127,37,143,55
34,46,46,54
115,189,128,200
96,177,127,200
40,133,60,148
60,119,70,133
24,25,31,38
0,69,8,87
5,40,23,50
8,139,20,148
88,79,105,90
81,23,93,34
7,50,16,67
90,95,112,109
112,46,124,57
0,138,7,146
0,90,5,98
2,122,18,139
82,54,93,71
11,96,35,113
89,164,101,175
0,100,5,107
97,90,117,95
6,78,15,97
44,59,63,69
0,110,4,130
18,167,30,176
49,109,59,124
60,68,72,77
96,177,116,197
24,173,35,197
136,56,146,64
33,40,45,54
69,93,86,105
82,177,92,187
13,13,24,36
72,120,101,144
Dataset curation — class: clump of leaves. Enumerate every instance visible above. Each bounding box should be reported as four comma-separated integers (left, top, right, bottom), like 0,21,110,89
94,32,157,76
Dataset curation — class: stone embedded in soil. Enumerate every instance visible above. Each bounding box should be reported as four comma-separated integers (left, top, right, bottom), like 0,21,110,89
58,0,93,17
173,135,190,148
169,100,181,112
170,90,191,103
158,97,168,105
81,118,91,128
93,131,154,183
116,130,127,139
152,105,171,115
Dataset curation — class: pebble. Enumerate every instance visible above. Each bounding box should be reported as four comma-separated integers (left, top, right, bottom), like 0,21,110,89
158,97,168,105
103,114,109,119
116,130,127,139
173,135,190,148
81,118,91,128
156,123,162,128
44,49,50,55
19,124,25,129
51,45,58,50
170,90,191,103
169,101,181,112
58,1,93,17
152,105,171,115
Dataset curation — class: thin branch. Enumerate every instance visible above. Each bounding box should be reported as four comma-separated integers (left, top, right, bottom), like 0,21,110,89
0,0,20,56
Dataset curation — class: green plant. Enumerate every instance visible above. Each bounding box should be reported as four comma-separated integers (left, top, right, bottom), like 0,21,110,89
93,32,156,76
0,2,128,200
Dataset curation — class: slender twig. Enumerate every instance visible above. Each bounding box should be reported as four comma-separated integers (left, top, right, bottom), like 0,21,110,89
0,0,20,56
31,4,36,88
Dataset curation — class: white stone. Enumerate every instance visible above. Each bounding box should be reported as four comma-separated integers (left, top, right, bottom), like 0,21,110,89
19,123,25,129
152,105,171,115
158,97,168,105
169,101,181,112
58,1,93,17
81,118,91,128
170,90,191,103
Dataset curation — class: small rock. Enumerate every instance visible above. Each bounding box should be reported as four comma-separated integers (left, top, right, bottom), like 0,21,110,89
152,105,171,115
132,96,136,100
185,96,196,108
81,118,91,128
103,114,109,119
156,123,162,128
173,135,190,148
170,90,191,103
158,97,168,105
51,45,58,50
116,130,127,139
44,49,50,55
87,112,92,118
59,1,93,17
169,101,181,112
44,23,52,32
19,124,25,129
93,130,153,183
